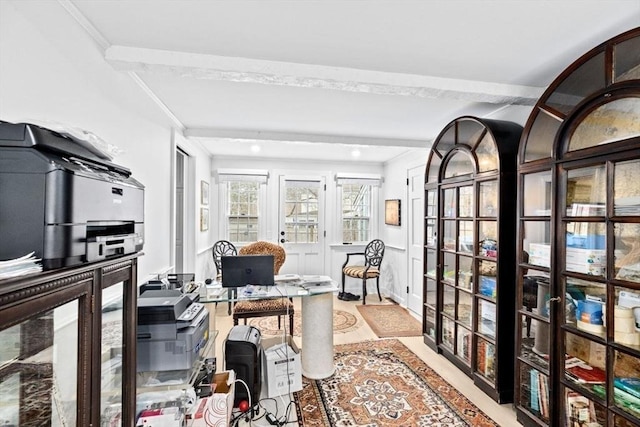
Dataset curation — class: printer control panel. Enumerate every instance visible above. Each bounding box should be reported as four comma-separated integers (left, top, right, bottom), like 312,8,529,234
177,302,204,322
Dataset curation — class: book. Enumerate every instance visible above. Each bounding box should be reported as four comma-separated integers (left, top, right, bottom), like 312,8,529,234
530,370,540,412
566,364,606,384
614,377,640,400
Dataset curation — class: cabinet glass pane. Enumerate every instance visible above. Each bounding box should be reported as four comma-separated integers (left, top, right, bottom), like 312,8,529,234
566,166,606,216
457,327,472,365
614,413,640,427
479,180,498,217
427,153,441,183
615,159,640,216
425,277,437,307
477,338,496,382
444,151,474,179
476,134,499,172
523,171,552,216
442,284,455,318
425,307,436,339
442,317,454,349
523,221,551,268
615,35,640,81
615,223,640,283
458,220,473,253
443,220,455,250
442,252,456,284
519,314,550,371
613,349,640,419
459,186,473,217
523,272,550,318
457,119,484,147
458,291,473,327
565,331,606,392
425,249,437,278
565,389,607,427
523,110,560,163
426,190,437,217
0,301,78,426
566,278,606,338
443,188,456,218
614,287,640,349
479,268,497,299
519,366,549,423
101,283,124,424
425,219,436,247
436,126,456,157
546,52,605,115
569,97,640,151
478,221,497,258
478,300,496,339
566,222,606,277
458,255,473,291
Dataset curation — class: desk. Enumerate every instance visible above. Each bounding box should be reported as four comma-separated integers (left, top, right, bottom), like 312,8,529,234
200,281,339,379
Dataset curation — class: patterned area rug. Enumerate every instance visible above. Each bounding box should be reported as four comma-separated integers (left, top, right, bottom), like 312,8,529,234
247,309,361,337
356,304,422,337
294,339,497,426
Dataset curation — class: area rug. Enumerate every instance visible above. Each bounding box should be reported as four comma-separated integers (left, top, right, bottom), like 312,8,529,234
294,339,497,426
248,309,361,337
356,304,422,337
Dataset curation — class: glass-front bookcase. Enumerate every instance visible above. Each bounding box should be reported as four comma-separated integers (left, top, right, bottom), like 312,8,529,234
423,116,521,402
516,28,640,427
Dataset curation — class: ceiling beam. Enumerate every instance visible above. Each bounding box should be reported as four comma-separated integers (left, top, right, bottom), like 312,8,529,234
105,45,544,106
184,128,428,148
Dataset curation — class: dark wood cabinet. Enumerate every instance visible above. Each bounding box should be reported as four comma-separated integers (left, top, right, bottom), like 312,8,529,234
423,116,522,403
516,28,640,427
0,254,140,427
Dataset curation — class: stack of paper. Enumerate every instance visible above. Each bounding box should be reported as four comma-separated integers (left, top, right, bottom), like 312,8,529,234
0,252,42,279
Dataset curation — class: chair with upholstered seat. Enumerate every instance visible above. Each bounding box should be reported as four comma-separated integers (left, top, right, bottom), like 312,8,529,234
212,240,237,315
341,239,385,305
232,241,294,335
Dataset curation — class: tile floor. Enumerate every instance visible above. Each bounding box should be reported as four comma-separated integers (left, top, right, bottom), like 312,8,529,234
208,295,520,426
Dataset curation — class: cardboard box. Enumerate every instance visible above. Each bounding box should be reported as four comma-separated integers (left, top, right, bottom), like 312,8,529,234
566,247,606,265
261,336,302,398
189,370,235,427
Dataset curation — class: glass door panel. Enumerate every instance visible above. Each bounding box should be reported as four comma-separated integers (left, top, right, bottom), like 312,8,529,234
425,249,437,279
565,278,606,338
479,180,498,217
442,220,456,251
564,389,606,427
566,166,606,216
425,277,437,307
443,188,456,218
523,171,552,216
459,220,474,253
613,349,640,419
565,222,606,277
459,186,473,217
442,284,456,318
442,317,455,350
477,338,496,382
425,308,436,340
101,283,124,424
478,221,497,258
458,291,473,328
457,327,472,365
425,219,437,246
442,252,456,284
564,332,606,394
614,159,640,216
478,299,496,339
519,314,550,372
458,255,473,291
519,366,550,423
614,222,640,283
426,189,437,216
613,287,640,349
524,221,552,269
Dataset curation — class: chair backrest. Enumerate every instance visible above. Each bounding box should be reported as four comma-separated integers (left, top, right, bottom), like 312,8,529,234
213,240,237,274
365,239,385,268
239,241,286,274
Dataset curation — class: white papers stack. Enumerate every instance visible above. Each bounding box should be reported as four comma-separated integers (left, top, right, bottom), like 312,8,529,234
0,252,42,279
301,275,333,285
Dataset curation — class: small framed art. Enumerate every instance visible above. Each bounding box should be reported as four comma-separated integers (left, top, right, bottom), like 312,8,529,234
200,207,209,231
385,199,401,226
201,180,209,205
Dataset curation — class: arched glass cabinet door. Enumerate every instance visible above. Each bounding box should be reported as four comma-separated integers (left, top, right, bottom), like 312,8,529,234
516,27,640,427
423,115,521,403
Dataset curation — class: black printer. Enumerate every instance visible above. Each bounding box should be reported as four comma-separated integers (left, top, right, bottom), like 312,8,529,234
0,121,144,269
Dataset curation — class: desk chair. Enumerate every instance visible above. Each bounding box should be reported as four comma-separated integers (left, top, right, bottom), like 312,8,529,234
213,240,237,315
341,239,385,305
232,241,294,335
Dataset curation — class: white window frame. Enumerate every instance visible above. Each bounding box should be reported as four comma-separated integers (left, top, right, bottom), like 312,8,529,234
335,173,382,244
217,169,268,244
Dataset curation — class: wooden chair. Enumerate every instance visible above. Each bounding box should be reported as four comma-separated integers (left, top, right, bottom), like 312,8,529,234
232,241,294,335
341,239,385,304
212,240,237,315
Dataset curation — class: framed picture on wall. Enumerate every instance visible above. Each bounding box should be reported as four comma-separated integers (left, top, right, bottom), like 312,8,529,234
385,199,401,226
200,207,209,231
201,180,209,205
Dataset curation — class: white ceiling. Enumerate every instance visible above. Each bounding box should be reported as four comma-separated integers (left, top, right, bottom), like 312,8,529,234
62,0,640,163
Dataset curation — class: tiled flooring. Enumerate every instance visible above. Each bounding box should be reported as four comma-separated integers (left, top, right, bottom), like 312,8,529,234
210,295,520,426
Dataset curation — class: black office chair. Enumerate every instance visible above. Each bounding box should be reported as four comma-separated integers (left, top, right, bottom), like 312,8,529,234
212,240,237,314
341,239,385,305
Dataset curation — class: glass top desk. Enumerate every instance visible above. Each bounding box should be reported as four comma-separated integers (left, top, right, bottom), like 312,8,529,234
199,277,339,380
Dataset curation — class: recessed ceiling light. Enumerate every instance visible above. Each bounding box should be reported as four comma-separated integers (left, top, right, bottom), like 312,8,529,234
251,145,261,153
351,149,361,157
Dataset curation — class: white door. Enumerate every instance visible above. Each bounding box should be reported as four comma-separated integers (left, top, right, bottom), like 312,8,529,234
407,166,424,315
278,176,325,275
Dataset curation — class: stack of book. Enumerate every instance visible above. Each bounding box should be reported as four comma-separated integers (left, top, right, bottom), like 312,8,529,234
530,369,549,419
613,377,640,418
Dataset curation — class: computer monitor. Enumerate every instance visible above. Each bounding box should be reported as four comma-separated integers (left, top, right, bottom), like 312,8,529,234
221,255,275,288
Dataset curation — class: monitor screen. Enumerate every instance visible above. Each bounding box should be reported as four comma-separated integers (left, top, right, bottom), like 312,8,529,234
221,255,275,288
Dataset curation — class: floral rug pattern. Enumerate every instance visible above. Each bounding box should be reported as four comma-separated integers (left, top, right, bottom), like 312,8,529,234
247,309,361,337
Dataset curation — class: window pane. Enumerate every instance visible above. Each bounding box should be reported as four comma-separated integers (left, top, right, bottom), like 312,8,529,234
227,181,259,242
341,184,371,242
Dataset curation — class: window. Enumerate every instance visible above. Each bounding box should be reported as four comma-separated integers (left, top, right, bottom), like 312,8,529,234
337,174,381,243
217,170,268,243
227,181,259,243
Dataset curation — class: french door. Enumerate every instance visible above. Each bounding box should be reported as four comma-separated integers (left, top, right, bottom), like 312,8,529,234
278,176,325,275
